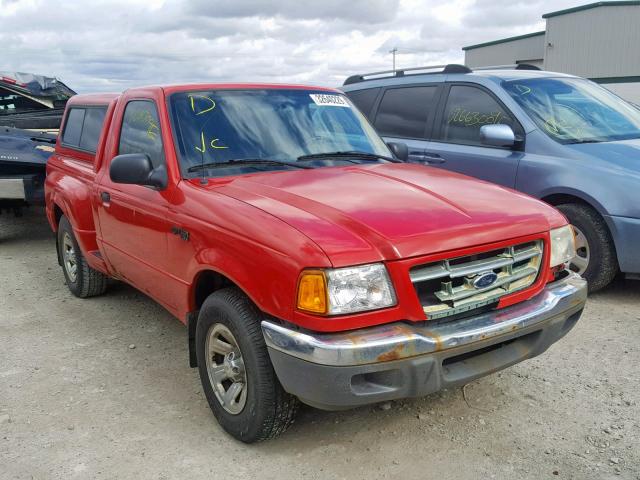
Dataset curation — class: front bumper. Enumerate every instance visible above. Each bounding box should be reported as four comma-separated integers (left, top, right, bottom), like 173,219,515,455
262,272,587,410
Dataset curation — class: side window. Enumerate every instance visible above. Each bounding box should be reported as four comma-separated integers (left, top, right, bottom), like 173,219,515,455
439,85,518,146
119,101,164,168
62,108,85,147
345,88,380,118
61,107,107,152
373,86,437,139
79,108,107,151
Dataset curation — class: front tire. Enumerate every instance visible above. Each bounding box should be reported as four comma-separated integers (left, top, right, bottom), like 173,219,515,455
557,203,618,292
57,216,108,298
196,287,298,443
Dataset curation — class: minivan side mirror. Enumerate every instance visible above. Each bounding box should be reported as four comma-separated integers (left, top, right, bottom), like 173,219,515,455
386,142,409,161
109,153,167,189
480,124,516,148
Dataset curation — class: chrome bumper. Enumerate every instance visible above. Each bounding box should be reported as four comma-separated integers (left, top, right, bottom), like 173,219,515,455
262,272,587,367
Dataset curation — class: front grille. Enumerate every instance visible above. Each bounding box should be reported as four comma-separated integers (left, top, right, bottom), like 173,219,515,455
410,240,544,320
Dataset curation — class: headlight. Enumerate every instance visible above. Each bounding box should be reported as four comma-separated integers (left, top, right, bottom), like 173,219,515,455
297,263,397,315
549,225,576,268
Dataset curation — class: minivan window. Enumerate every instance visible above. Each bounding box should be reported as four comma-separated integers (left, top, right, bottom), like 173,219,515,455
374,86,437,138
345,88,380,117
439,85,517,146
503,77,640,144
119,101,165,168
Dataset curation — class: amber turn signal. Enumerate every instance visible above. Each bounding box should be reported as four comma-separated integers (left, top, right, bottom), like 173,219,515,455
297,270,327,314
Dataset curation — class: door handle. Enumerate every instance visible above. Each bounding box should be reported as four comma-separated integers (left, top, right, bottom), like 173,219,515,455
423,154,445,165
408,151,446,165
100,191,111,203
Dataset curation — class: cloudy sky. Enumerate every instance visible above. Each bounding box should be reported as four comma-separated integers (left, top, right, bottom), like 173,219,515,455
1,0,586,93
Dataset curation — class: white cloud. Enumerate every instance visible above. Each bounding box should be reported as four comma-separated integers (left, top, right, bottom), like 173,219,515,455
0,0,586,93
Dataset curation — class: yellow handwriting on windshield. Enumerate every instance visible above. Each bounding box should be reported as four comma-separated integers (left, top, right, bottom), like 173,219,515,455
189,95,216,115
195,132,206,153
513,84,531,95
210,138,228,149
194,132,229,153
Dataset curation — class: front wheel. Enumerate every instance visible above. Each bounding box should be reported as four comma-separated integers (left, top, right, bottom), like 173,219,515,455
557,203,618,292
195,287,298,443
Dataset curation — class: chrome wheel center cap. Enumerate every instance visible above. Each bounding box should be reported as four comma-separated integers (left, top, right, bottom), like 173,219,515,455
224,352,243,380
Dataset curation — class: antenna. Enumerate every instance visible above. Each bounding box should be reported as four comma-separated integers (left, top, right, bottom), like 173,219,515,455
389,47,398,73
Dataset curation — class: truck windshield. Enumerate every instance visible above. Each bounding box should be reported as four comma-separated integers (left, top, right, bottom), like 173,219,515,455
169,89,391,177
503,78,640,144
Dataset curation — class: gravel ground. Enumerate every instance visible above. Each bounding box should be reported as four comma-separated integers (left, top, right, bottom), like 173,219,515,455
1,209,639,480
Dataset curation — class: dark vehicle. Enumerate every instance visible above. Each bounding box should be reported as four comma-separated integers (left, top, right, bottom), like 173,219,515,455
0,72,74,215
342,64,640,291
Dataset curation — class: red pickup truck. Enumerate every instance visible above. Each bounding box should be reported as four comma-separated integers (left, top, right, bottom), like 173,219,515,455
45,83,587,442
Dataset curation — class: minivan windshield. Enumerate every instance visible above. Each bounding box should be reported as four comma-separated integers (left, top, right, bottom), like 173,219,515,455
503,78,640,144
169,89,391,177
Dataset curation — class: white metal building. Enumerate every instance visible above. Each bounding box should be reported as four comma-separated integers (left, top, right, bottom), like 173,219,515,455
463,1,640,103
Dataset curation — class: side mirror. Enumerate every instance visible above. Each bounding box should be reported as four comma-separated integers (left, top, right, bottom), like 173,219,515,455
480,124,516,148
386,142,409,162
109,153,167,189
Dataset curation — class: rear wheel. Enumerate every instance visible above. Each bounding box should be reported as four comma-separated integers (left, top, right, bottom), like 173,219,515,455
57,216,108,298
557,203,618,292
195,287,298,443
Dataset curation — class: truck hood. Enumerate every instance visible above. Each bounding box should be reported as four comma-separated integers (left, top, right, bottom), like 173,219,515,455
218,163,565,266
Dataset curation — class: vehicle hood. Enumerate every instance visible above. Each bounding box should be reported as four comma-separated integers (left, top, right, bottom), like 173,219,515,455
217,163,565,266
564,138,640,172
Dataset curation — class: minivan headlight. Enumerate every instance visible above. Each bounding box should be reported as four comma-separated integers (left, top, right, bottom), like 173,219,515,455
550,225,576,268
297,263,397,315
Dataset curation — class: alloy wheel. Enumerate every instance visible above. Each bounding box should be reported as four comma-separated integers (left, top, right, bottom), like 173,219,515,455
205,323,248,415
62,232,78,282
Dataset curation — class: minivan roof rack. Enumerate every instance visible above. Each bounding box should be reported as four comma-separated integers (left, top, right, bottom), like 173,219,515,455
473,63,542,71
343,64,471,86
343,62,541,86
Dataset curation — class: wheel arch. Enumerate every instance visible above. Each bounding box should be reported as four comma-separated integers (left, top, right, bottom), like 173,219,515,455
539,187,607,216
187,268,251,368
540,190,620,251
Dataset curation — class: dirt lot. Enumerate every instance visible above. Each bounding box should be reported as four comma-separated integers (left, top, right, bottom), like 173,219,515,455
1,209,639,480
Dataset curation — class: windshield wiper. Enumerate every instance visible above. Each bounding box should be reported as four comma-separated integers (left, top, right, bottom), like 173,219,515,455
566,139,604,144
297,151,403,163
187,158,312,173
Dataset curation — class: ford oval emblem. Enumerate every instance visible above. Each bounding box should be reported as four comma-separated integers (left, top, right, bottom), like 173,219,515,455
473,271,498,289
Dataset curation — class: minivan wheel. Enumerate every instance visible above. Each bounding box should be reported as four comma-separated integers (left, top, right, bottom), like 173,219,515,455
557,203,618,292
195,287,298,443
57,216,108,298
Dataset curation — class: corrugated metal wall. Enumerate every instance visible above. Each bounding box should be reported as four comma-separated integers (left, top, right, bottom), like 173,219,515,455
544,6,640,78
465,34,545,68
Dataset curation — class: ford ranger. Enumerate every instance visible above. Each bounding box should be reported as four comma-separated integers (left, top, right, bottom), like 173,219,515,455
45,83,587,443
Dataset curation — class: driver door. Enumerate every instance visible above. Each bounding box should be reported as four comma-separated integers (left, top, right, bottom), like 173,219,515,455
96,100,177,308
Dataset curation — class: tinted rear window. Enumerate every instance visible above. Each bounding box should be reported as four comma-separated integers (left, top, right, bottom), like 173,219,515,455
345,88,380,117
79,108,107,151
62,106,107,152
62,108,85,146
373,86,437,138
